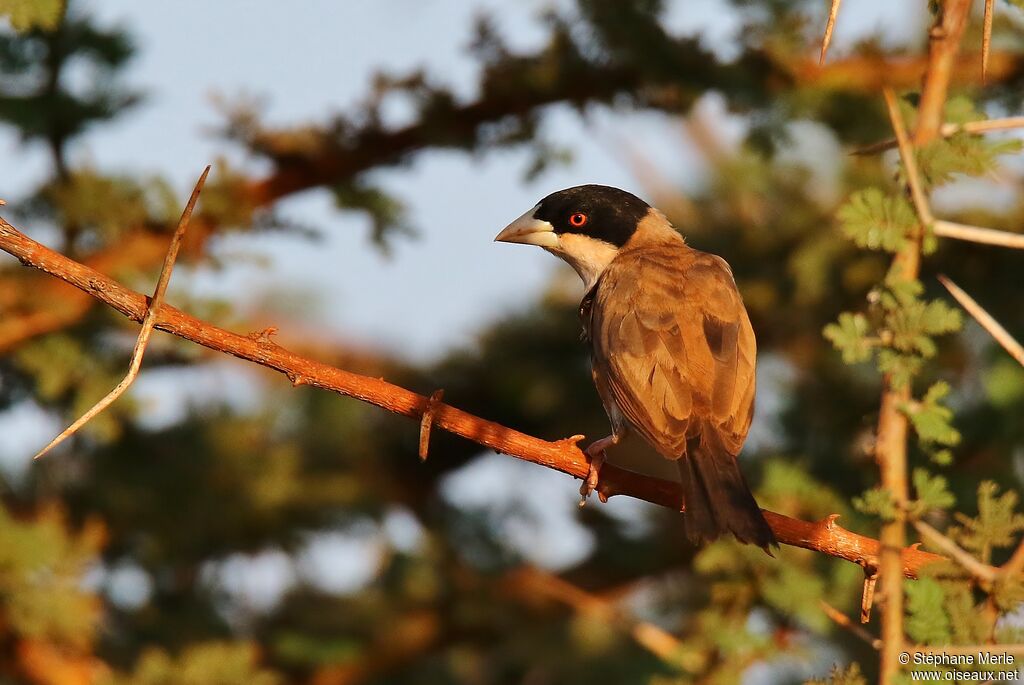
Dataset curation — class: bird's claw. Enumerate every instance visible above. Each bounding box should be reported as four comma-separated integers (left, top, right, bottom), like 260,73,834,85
578,437,612,507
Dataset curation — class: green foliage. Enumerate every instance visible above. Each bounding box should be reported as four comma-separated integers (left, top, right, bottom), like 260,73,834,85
0,11,139,149
877,276,962,360
916,132,1023,189
825,277,961,388
983,357,1024,408
952,482,1024,561
901,382,960,464
853,487,897,521
102,643,281,685
757,459,850,519
15,334,136,442
836,188,915,253
894,96,1024,190
332,179,413,250
805,663,867,685
823,312,874,364
941,580,991,645
905,577,950,645
0,505,102,648
907,468,956,518
44,169,177,244
0,0,63,32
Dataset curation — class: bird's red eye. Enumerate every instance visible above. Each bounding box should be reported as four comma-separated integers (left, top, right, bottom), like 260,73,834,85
569,212,588,227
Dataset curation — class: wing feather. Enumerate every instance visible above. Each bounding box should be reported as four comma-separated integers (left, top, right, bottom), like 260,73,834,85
591,246,756,459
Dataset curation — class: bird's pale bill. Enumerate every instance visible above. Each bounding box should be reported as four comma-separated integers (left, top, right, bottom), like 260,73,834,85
494,205,559,248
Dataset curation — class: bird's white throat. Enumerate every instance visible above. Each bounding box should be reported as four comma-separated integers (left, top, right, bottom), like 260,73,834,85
548,233,620,291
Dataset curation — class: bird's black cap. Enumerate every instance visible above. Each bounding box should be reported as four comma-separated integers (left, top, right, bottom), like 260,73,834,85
534,185,651,248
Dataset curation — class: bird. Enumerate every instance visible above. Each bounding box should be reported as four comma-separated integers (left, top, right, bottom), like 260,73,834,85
495,184,775,549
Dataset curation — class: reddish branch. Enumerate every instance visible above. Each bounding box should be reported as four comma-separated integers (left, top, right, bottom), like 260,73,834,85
0,217,944,577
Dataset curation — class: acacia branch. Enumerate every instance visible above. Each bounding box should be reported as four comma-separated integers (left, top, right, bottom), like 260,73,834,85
0,216,945,578
874,2,973,681
913,520,998,583
855,116,1024,155
32,167,210,460
938,275,1024,367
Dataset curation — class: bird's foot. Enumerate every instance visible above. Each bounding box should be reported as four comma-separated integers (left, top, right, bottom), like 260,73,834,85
578,436,614,508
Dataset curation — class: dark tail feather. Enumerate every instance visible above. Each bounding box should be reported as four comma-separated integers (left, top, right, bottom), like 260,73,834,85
676,431,776,551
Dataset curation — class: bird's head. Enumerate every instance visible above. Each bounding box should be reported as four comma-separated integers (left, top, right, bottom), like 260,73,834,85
495,185,652,289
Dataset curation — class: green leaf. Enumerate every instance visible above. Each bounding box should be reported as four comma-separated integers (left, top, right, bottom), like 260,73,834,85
943,95,982,126
943,581,991,644
853,487,897,521
0,0,63,32
905,577,951,645
836,188,916,252
824,312,874,364
902,381,961,448
907,468,956,517
875,277,961,380
876,350,923,390
952,482,1024,559
916,133,1023,188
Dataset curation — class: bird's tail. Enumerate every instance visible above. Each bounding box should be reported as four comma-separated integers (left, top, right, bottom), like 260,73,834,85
676,429,775,550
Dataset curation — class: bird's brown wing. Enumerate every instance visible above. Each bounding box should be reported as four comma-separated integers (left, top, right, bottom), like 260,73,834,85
590,245,756,459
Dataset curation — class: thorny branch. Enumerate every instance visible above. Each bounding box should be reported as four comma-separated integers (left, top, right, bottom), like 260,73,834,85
0,215,946,578
938,275,1024,367
32,167,210,460
819,0,843,65
874,85,925,680
873,2,974,682
855,116,1024,155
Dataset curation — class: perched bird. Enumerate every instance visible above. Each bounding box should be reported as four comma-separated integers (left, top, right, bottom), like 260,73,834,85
495,185,774,549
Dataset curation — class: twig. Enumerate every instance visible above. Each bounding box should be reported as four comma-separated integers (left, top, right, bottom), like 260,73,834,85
983,0,994,83
820,600,882,649
503,566,685,663
853,116,1024,155
0,217,950,577
418,389,444,461
872,4,975,667
31,166,211,460
819,0,843,65
933,221,1024,251
876,84,933,682
861,570,877,624
913,520,998,583
883,88,933,226
937,275,1024,367
915,0,973,145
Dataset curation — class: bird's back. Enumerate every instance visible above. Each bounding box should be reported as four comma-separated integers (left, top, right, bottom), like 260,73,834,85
587,230,756,460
